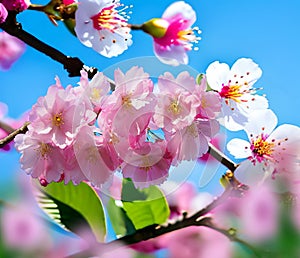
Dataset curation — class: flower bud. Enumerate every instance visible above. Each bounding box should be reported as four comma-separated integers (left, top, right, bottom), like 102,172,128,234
141,18,169,38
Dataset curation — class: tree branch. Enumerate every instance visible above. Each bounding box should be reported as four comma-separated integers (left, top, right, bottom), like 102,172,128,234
0,122,30,148
0,12,97,79
208,142,238,172
108,189,232,246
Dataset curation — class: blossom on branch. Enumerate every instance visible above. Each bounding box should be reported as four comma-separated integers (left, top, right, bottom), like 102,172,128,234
206,58,268,131
75,0,132,57
143,1,201,66
227,109,300,185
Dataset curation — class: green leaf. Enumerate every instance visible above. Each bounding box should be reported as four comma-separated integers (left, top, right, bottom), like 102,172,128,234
36,181,106,242
107,198,136,237
121,179,170,229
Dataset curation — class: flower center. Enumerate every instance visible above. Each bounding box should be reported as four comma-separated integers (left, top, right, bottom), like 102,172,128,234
52,112,64,127
168,99,181,115
91,4,129,31
250,135,275,162
186,123,198,138
39,143,52,158
91,88,101,102
139,156,152,172
219,85,244,103
121,95,132,108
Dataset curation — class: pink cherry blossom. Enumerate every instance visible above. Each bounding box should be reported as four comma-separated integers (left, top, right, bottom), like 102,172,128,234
1,204,52,253
121,141,172,188
194,74,221,119
0,31,25,70
99,66,155,145
150,1,201,66
168,119,219,164
160,226,232,258
153,71,200,132
239,185,278,241
28,78,95,148
73,125,115,187
75,0,132,58
14,132,65,184
1,0,30,12
227,109,300,185
0,3,8,23
77,70,111,113
206,58,268,131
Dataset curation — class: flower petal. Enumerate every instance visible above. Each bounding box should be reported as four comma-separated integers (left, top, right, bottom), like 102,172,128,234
244,109,277,138
206,61,230,91
227,138,252,159
162,1,196,27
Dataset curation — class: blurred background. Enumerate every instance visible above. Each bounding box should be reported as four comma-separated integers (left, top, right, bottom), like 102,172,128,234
1,0,300,249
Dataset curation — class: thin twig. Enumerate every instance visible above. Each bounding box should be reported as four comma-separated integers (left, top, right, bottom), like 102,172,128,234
0,122,30,148
208,142,238,172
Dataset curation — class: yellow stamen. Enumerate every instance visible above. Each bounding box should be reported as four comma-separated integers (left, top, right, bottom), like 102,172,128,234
52,112,64,127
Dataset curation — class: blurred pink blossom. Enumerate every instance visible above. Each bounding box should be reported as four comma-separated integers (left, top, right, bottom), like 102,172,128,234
0,3,7,23
0,31,25,70
0,0,30,12
1,204,52,252
160,226,232,258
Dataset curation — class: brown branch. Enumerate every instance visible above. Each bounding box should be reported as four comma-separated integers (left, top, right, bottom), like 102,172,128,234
0,122,30,148
208,142,238,172
108,189,232,246
0,12,97,79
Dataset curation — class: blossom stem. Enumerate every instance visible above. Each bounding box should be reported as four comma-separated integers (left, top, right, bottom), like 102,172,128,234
128,24,144,30
0,12,97,78
0,122,30,148
208,142,238,172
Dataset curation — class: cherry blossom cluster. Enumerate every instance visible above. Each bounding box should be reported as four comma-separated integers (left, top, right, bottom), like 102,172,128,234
14,66,222,188
15,56,298,190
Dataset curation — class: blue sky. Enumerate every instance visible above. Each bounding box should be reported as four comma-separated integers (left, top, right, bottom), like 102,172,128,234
1,0,300,197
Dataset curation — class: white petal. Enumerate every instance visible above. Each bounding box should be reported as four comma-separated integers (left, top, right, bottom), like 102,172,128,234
89,29,132,58
244,109,277,138
269,124,300,142
229,58,262,86
218,100,248,131
206,61,230,91
240,94,269,111
227,138,252,159
162,1,196,27
235,160,269,187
